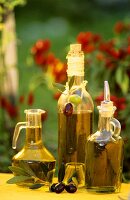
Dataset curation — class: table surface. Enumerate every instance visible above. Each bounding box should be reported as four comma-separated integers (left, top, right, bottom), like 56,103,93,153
0,173,130,200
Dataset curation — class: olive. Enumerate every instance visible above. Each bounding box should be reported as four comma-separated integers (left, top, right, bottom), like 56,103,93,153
55,182,65,194
50,183,57,192
63,103,73,116
65,183,77,193
69,94,82,105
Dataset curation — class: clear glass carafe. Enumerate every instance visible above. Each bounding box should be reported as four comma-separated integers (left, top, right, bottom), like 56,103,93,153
12,109,56,187
85,81,124,193
58,44,94,187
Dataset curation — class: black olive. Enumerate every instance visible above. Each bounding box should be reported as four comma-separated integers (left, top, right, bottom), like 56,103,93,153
65,183,77,193
55,182,65,194
50,183,57,192
63,103,73,116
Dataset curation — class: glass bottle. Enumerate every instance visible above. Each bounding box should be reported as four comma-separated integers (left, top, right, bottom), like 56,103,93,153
58,44,94,187
85,81,124,193
12,109,56,187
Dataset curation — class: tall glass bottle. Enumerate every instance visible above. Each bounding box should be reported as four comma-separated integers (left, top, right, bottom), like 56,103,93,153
58,44,94,187
12,109,56,187
85,81,124,193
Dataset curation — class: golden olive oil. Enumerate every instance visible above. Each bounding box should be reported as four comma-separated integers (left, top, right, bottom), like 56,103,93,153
12,109,56,187
58,111,93,185
85,138,124,192
13,160,55,186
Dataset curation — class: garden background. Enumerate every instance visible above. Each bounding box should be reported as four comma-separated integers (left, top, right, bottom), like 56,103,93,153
0,0,130,179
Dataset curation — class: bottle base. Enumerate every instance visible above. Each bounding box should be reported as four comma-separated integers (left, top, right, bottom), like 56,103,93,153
86,186,120,193
63,162,85,188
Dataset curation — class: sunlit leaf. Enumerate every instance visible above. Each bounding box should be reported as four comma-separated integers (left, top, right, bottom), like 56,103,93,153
29,183,44,189
19,161,36,177
115,67,129,94
72,177,78,186
8,166,29,176
67,171,77,184
7,175,33,184
53,83,65,92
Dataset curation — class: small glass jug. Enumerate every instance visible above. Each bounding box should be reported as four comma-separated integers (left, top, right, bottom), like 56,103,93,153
85,81,124,193
12,109,56,187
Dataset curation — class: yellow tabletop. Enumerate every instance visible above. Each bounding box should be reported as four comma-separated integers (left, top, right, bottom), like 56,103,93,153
0,173,130,200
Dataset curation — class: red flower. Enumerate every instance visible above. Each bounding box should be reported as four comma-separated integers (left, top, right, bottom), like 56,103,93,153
77,32,100,53
46,53,56,65
27,92,34,106
105,59,116,69
53,92,62,100
83,44,95,53
126,68,130,77
19,95,24,104
0,96,8,108
31,39,51,55
99,40,115,53
95,94,104,104
77,32,93,45
96,52,105,61
52,61,67,83
127,46,130,55
109,49,119,59
118,48,127,59
34,53,47,66
92,34,101,43
6,103,18,118
117,97,126,111
0,96,18,118
41,111,48,122
114,21,125,33
127,36,130,44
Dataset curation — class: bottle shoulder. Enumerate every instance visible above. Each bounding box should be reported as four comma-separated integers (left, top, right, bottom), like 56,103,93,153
58,87,94,112
88,130,123,145
13,146,55,161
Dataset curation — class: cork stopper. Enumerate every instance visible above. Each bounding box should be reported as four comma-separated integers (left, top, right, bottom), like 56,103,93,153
67,44,84,76
70,44,82,52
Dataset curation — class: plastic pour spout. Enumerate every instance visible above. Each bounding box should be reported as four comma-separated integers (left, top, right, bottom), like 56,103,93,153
98,81,116,117
97,81,121,138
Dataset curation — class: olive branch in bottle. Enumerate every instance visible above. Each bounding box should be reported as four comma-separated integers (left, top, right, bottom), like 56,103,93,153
7,161,53,189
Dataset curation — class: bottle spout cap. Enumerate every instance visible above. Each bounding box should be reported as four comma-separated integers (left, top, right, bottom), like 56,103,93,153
98,81,116,117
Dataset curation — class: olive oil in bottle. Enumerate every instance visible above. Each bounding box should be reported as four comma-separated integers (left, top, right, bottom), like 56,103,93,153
12,109,56,187
85,81,124,193
12,159,55,186
58,44,94,187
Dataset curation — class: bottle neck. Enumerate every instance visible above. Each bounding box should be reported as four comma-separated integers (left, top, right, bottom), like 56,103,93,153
98,114,112,132
25,126,43,148
68,75,84,85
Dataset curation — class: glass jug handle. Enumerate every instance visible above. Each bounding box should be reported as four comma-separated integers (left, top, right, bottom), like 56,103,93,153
110,118,121,138
12,122,27,149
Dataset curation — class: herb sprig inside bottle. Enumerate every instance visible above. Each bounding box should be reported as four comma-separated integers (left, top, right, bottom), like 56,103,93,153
57,44,94,188
7,161,49,189
53,75,85,116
